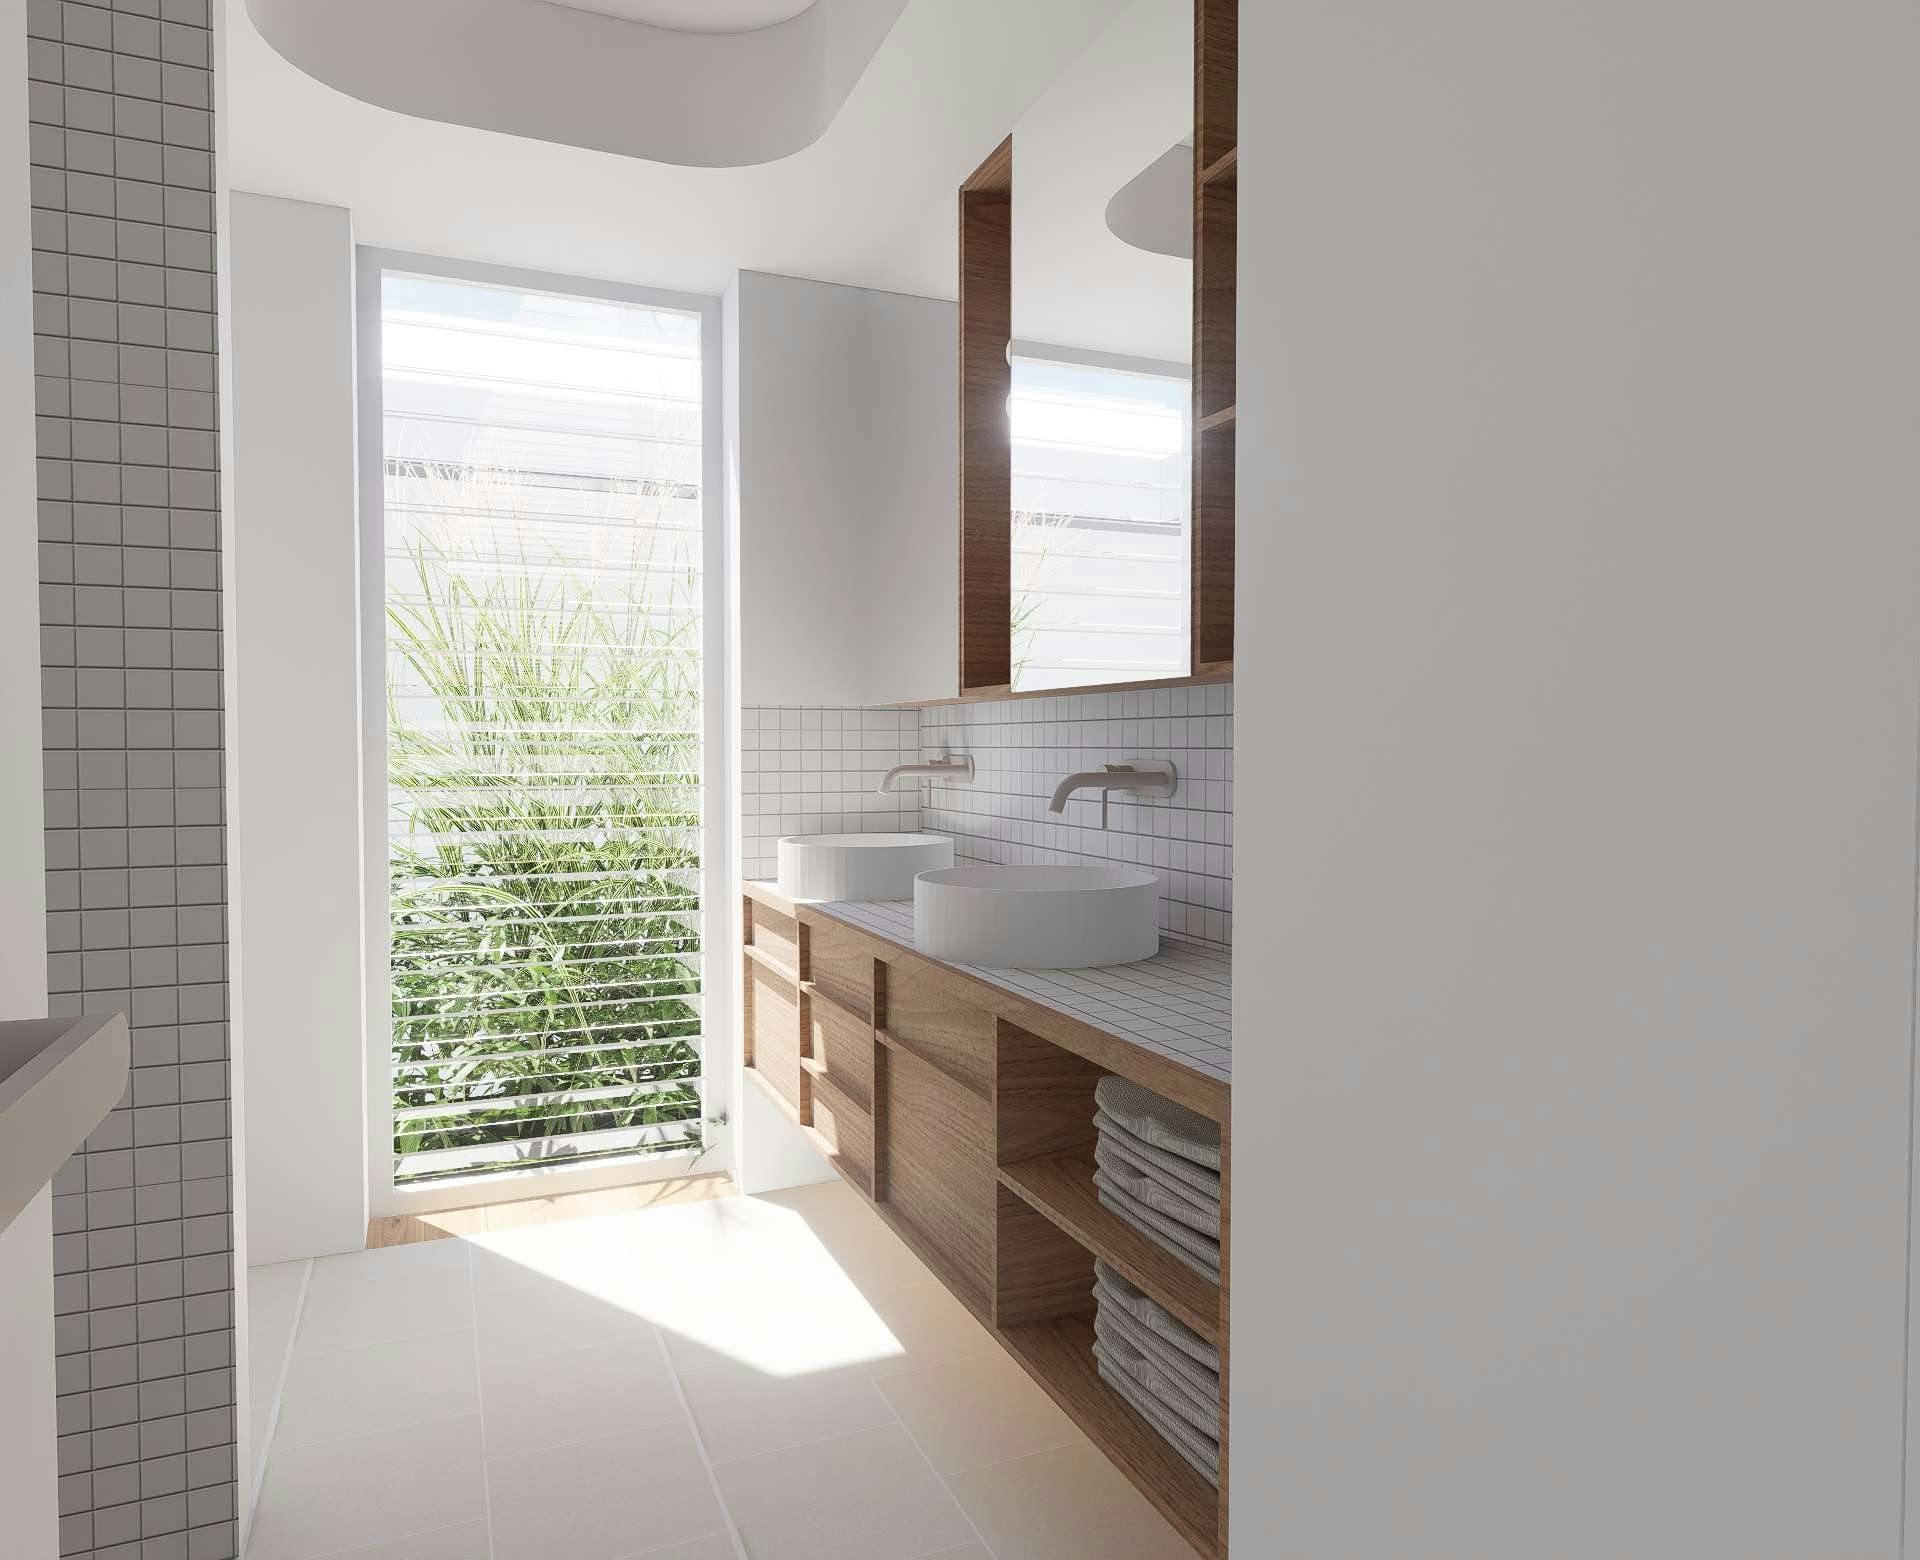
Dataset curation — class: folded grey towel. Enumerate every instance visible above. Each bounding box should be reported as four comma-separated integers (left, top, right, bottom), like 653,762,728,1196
1095,1109,1223,1201
1094,1260,1221,1373
1095,1174,1221,1280
1097,1350,1220,1486
1094,1076,1221,1172
1095,1297,1219,1410
1094,1308,1219,1434
1096,1138,1223,1238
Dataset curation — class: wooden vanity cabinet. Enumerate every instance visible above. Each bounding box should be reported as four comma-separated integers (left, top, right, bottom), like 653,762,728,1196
742,884,1231,1556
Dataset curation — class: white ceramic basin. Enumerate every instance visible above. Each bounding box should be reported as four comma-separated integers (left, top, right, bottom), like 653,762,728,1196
778,832,954,902
914,865,1161,969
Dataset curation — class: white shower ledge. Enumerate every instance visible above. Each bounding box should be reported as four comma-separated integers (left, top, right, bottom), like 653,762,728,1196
0,1014,128,1231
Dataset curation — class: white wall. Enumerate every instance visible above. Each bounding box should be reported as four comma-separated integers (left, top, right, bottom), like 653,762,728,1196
1,6,56,1551
1231,4,1920,1556
227,193,368,1265
734,270,956,708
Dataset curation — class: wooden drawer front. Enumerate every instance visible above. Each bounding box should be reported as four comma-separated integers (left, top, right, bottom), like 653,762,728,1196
881,1046,995,1307
808,990,874,1113
748,958,805,1114
880,958,994,1098
804,916,874,1022
810,1074,875,1197
747,898,802,975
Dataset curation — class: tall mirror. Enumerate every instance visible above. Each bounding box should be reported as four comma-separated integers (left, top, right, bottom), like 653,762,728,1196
1009,0,1194,692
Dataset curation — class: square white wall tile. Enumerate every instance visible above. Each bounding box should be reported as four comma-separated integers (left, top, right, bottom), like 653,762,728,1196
740,705,923,881
921,684,1234,949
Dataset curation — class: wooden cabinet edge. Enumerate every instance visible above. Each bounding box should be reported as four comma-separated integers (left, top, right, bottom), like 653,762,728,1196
741,886,1228,1125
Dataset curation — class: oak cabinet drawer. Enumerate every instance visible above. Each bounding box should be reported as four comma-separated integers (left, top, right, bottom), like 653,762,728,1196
810,1073,875,1197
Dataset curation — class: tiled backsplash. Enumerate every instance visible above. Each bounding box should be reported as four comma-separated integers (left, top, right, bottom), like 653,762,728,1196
922,684,1234,949
740,706,924,881
741,686,1234,951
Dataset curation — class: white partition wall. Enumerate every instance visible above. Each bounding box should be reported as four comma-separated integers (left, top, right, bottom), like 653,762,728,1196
227,192,367,1265
733,270,956,709
1230,3,1920,1555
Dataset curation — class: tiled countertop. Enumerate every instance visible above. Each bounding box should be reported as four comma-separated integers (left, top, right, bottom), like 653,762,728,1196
799,895,1233,1086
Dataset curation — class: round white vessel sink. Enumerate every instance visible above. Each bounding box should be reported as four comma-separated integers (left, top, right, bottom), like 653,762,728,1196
777,833,953,902
914,865,1161,969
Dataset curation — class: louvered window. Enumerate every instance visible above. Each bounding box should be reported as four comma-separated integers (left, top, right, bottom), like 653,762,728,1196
1010,352,1191,690
377,269,706,1185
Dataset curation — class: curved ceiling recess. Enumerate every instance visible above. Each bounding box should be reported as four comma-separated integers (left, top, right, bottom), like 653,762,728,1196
246,0,909,167
1105,140,1192,260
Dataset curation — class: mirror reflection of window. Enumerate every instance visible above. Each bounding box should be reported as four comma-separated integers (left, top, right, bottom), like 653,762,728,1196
1009,351,1191,691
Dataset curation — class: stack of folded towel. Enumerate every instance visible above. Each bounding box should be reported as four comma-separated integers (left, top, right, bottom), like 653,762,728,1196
1089,1076,1223,1484
1092,1075,1222,1281
1093,1261,1221,1485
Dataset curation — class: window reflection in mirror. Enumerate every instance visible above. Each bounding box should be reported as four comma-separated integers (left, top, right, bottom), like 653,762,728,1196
1008,0,1193,692
1010,351,1190,691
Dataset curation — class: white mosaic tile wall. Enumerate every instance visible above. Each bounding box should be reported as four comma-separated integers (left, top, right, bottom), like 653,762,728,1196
740,706,924,882
921,683,1234,950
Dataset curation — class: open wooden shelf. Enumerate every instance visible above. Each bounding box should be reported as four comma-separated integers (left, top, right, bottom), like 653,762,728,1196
999,1312,1218,1557
999,1152,1220,1344
1196,404,1236,433
1199,145,1237,185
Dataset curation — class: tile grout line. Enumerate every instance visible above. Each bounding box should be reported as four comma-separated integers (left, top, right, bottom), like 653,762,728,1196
876,1390,1000,1560
247,1256,315,1543
650,1323,751,1560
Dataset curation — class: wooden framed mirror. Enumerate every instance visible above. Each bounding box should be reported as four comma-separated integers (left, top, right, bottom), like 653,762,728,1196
956,0,1236,701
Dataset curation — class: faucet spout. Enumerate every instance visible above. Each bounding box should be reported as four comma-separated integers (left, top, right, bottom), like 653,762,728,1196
1046,760,1178,827
1049,771,1115,813
877,755,975,795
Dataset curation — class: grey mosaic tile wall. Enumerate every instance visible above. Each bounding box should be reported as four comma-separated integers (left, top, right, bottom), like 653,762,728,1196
25,1,236,1556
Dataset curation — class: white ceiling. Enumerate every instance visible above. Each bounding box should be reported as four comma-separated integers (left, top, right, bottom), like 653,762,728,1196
223,0,1128,302
544,0,817,30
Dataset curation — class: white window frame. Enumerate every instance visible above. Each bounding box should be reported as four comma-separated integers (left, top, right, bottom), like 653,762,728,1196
355,249,730,1218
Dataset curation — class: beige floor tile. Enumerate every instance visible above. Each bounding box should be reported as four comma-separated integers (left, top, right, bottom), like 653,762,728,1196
754,1183,935,1294
712,1423,977,1560
246,1413,486,1560
919,1548,994,1560
294,1244,472,1357
875,1349,1084,1475
614,1536,739,1560
666,1330,899,1464
857,1279,998,1382
275,1331,480,1450
947,1442,1195,1560
308,1519,492,1560
247,1259,310,1420
487,1422,726,1560
478,1334,682,1459
471,1262,660,1363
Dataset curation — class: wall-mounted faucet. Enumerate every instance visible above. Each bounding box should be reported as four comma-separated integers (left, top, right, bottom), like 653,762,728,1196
878,755,975,795
1048,760,1177,829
